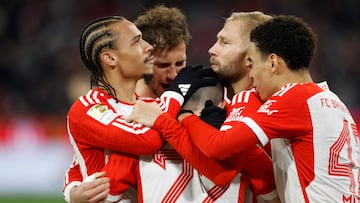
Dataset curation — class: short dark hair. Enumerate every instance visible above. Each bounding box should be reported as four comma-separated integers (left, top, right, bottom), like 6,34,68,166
250,15,317,70
182,72,225,113
134,5,191,53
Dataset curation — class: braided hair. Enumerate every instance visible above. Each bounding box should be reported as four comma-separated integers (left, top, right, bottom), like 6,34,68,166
79,16,125,98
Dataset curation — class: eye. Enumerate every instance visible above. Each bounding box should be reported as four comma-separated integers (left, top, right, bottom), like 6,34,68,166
175,61,185,67
155,62,170,69
219,40,229,45
218,37,230,45
131,35,142,45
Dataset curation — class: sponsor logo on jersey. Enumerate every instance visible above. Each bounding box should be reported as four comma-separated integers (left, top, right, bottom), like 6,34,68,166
258,99,279,115
225,107,245,122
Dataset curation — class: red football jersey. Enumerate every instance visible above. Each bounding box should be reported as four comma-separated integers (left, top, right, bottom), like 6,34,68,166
173,82,359,203
64,88,182,202
156,88,278,202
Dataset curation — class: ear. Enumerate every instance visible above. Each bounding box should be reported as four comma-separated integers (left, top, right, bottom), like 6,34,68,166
100,52,116,67
268,53,280,73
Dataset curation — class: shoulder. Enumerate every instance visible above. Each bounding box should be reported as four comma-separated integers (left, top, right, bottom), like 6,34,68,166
231,88,261,106
273,83,324,99
77,89,110,107
225,89,262,121
68,89,111,116
258,83,325,115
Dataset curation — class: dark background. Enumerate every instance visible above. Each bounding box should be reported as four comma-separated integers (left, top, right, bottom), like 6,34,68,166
0,0,359,122
0,0,359,196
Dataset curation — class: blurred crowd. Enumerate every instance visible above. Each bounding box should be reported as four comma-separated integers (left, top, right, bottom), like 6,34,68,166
0,0,359,137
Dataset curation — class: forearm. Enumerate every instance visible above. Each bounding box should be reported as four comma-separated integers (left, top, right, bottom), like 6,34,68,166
106,127,163,155
153,113,237,185
182,115,259,160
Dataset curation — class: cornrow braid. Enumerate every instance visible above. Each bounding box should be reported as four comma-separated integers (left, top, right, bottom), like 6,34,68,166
79,16,125,98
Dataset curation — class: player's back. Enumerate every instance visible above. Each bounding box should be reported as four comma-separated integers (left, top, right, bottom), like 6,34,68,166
265,82,359,202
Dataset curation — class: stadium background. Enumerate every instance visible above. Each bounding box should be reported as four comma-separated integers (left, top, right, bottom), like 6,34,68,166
0,0,359,202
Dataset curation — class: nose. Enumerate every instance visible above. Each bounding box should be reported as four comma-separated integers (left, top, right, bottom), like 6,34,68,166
167,66,177,80
143,40,153,52
208,42,217,56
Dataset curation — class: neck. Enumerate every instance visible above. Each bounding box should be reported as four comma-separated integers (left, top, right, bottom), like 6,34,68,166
135,79,157,98
231,75,253,94
103,74,138,104
278,68,313,88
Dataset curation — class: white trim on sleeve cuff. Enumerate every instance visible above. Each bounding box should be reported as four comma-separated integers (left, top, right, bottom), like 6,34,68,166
161,91,184,105
63,181,81,203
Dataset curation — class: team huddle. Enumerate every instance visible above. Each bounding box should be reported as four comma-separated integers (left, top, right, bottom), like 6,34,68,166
63,5,359,203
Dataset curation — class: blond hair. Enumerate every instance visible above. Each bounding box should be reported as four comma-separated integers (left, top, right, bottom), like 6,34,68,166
226,11,273,34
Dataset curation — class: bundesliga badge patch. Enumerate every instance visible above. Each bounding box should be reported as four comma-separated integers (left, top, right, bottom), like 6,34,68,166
87,104,116,125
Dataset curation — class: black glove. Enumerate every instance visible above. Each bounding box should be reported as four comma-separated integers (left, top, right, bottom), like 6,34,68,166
199,100,227,130
167,65,218,103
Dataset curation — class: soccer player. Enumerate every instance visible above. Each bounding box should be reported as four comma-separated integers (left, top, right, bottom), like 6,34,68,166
64,6,227,203
63,15,217,203
126,11,281,203
134,5,190,98
164,11,280,203
64,6,191,202
127,15,360,202
65,8,279,203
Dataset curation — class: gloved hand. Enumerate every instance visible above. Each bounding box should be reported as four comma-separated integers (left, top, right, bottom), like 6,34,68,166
167,65,218,103
199,100,227,130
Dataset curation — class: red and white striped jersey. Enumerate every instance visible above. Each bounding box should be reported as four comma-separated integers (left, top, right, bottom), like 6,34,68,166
138,144,207,202
249,82,360,203
156,88,278,202
173,82,359,203
64,88,181,202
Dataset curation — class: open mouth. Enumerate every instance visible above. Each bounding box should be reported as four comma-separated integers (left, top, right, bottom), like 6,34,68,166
161,83,170,90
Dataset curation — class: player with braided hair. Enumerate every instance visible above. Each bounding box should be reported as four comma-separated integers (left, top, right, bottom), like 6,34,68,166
65,15,160,203
65,8,280,203
63,12,223,203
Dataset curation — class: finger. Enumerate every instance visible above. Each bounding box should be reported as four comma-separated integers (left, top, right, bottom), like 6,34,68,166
85,180,110,202
125,113,134,123
93,171,106,179
83,177,109,190
124,100,144,122
88,187,110,203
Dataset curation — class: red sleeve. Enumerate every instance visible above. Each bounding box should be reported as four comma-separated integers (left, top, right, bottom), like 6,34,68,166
153,113,238,185
102,152,138,199
68,99,163,156
158,91,182,118
63,156,83,202
182,115,258,160
239,147,276,197
64,156,83,190
179,90,261,160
